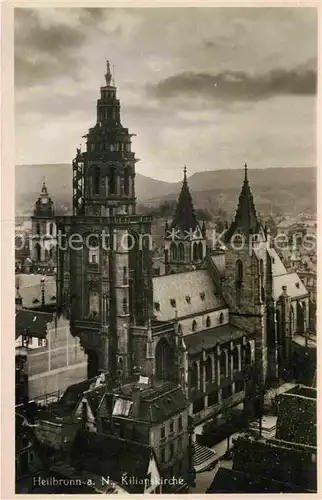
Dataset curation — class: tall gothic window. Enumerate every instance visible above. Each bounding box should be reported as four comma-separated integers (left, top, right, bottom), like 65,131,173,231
109,166,116,194
170,242,177,261
220,351,227,378
124,168,130,196
236,259,243,283
190,362,198,387
205,357,212,383
93,167,100,195
232,346,239,372
206,316,211,328
178,242,185,261
88,290,99,319
259,259,265,302
192,320,197,332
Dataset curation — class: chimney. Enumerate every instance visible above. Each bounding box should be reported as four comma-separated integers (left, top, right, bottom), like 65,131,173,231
131,385,141,417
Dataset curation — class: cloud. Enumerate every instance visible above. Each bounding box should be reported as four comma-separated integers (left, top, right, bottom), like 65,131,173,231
147,66,317,104
14,8,109,88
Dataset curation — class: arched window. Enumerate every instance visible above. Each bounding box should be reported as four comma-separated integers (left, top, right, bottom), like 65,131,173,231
205,357,212,383
35,242,41,262
178,242,185,262
108,166,116,194
232,346,239,372
124,168,130,196
192,320,197,332
36,222,40,235
193,244,198,261
236,259,243,283
178,324,182,335
122,298,128,314
219,312,224,324
93,166,100,195
244,343,251,366
198,242,203,261
190,362,198,387
156,338,175,381
259,259,264,276
170,242,177,261
206,316,211,328
220,351,227,378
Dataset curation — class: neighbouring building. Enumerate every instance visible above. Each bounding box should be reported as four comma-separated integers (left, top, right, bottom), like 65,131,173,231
15,277,87,401
30,181,57,270
207,385,317,493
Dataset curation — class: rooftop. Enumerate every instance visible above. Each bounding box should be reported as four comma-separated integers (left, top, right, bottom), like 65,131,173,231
153,269,225,321
15,309,53,340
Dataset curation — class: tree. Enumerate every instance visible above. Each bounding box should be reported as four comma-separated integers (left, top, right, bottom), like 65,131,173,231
221,401,233,457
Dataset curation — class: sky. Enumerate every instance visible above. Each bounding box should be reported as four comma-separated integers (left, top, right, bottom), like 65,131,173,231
15,7,317,182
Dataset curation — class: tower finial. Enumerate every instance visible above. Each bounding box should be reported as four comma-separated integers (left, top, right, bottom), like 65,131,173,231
244,162,248,182
183,165,187,180
105,60,112,85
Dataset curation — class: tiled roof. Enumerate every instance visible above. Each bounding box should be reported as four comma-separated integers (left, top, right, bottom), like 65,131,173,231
71,430,154,493
101,382,189,424
15,309,53,339
184,324,245,355
210,254,226,278
57,378,98,414
153,269,225,320
16,273,56,309
273,272,308,300
267,248,288,276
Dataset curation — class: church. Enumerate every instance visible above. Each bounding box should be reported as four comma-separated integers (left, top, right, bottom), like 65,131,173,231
55,61,310,433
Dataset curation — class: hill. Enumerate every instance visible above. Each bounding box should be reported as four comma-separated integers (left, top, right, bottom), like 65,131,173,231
15,164,316,218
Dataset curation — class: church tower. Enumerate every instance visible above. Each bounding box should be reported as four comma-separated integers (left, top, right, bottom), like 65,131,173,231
31,181,56,268
222,164,272,383
164,166,207,274
56,61,153,381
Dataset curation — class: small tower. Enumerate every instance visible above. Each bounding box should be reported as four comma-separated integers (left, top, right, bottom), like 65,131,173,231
164,166,207,274
31,180,56,269
222,163,270,383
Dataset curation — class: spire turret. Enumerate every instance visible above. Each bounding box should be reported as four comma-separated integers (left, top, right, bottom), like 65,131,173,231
170,166,198,234
105,60,112,86
225,162,262,241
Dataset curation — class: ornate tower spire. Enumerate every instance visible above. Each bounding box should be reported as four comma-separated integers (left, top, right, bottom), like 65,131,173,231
171,166,198,234
225,162,262,240
164,166,207,274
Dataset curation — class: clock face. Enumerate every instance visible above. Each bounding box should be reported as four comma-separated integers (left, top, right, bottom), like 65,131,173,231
41,197,48,204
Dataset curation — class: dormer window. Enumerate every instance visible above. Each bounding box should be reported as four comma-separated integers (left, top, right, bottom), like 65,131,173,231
206,316,211,328
296,282,300,288
170,298,176,308
192,320,197,332
185,295,191,304
200,292,205,301
154,302,160,311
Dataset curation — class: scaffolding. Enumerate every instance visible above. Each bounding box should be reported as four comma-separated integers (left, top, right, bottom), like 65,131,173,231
72,152,85,216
